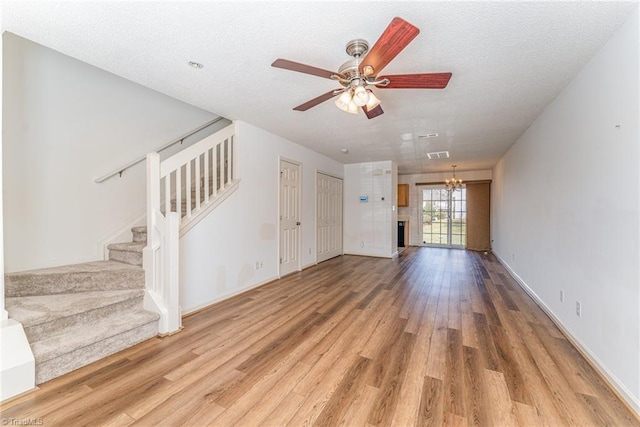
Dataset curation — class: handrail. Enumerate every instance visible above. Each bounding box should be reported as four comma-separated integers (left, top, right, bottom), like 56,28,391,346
94,116,227,183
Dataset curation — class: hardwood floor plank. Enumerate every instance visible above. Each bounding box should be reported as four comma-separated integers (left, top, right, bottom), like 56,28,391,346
417,376,444,427
483,369,520,427
130,370,243,425
336,383,379,426
233,361,312,426
261,391,306,426
489,324,532,405
462,345,489,427
472,312,501,371
443,328,466,417
530,323,600,397
5,248,638,427
366,332,416,426
313,356,372,426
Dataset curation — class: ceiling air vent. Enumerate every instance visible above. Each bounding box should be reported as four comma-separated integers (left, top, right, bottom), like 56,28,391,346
426,151,450,160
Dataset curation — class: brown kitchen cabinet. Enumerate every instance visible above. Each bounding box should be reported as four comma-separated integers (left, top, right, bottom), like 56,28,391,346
398,184,409,207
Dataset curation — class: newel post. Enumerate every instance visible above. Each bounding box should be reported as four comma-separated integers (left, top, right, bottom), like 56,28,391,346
146,152,160,248
165,211,181,333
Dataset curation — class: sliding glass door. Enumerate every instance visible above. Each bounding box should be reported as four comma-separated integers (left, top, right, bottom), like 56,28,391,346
421,185,467,248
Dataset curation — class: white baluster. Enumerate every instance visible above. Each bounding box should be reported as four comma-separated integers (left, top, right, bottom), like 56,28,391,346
213,144,218,197
164,173,171,215
226,138,231,185
175,166,181,217
204,148,210,203
185,160,192,218
195,155,201,212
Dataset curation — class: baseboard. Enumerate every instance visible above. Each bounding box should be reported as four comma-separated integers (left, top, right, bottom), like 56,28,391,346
181,275,279,317
493,251,640,417
343,251,394,259
97,209,147,259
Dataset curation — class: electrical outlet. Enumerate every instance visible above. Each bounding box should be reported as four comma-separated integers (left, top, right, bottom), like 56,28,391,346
560,289,564,302
259,261,264,268
576,301,581,317
255,261,260,270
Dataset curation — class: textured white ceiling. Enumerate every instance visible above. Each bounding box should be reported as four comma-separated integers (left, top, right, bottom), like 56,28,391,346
2,1,637,174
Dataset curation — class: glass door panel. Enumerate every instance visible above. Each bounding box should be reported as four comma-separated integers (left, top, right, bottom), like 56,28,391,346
422,186,466,248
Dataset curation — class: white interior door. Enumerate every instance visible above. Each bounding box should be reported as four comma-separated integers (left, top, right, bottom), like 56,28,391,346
316,172,343,263
279,160,301,276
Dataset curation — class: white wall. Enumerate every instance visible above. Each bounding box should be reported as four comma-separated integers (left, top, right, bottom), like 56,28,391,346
178,121,343,314
343,161,397,258
492,8,640,411
2,33,223,272
399,170,492,246
0,23,5,317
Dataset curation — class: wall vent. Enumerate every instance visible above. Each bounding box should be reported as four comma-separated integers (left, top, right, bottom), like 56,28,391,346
426,151,450,160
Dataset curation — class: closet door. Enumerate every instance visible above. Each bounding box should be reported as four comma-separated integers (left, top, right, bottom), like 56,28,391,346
317,172,343,262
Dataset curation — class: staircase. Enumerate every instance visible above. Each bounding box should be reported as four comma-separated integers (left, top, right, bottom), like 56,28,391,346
2,122,239,387
4,227,158,384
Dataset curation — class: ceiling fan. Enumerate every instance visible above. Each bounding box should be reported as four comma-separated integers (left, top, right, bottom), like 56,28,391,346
272,17,452,119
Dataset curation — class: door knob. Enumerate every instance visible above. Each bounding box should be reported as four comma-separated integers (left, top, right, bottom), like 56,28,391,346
296,221,301,226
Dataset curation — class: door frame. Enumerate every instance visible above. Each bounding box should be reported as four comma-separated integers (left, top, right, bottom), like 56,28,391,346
315,170,344,264
419,185,467,249
278,157,302,277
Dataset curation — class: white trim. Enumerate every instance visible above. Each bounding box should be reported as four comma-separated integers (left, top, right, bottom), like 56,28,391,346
97,209,147,259
315,171,344,263
181,275,278,316
343,251,394,259
493,251,640,416
180,179,239,237
315,169,343,180
0,319,35,401
278,157,302,277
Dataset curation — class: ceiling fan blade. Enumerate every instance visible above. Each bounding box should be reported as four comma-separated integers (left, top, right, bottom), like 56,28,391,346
272,59,342,80
363,104,384,119
293,90,340,111
359,17,419,77
377,73,452,89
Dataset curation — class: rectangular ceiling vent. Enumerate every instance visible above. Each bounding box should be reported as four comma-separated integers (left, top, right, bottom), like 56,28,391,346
419,133,439,139
427,151,450,160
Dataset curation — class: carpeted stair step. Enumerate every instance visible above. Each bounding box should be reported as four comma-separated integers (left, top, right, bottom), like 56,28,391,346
107,242,145,266
5,289,146,342
5,261,145,297
131,226,147,243
32,309,159,384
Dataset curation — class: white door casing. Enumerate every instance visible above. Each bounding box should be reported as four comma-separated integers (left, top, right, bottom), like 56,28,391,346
279,159,301,276
316,172,343,263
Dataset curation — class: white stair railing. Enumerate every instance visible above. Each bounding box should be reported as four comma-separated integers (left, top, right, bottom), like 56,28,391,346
144,122,238,334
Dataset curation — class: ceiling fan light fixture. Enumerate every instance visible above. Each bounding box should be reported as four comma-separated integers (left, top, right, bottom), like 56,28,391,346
334,90,354,112
353,85,369,107
346,99,359,114
365,90,381,110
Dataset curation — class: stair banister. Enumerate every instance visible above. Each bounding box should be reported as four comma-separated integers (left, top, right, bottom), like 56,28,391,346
95,117,227,183
144,122,238,335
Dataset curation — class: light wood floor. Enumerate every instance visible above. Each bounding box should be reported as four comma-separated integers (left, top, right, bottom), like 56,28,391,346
2,248,638,426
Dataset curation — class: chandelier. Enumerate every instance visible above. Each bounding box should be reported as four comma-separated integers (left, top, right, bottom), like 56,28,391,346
445,165,463,191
